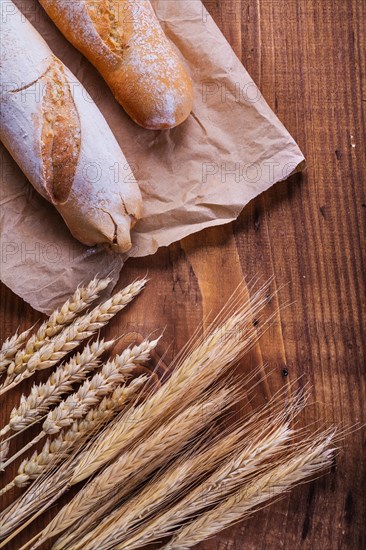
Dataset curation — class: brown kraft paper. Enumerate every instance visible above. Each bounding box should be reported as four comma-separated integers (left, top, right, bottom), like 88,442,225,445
0,0,305,313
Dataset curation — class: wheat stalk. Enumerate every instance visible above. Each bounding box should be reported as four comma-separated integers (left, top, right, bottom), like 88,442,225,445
81,420,292,550
162,434,336,550
0,340,112,468
65,428,251,550
58,387,301,550
56,427,237,549
0,328,32,374
0,340,114,440
1,338,158,472
70,286,268,486
0,453,76,545
1,277,110,388
29,386,237,549
2,376,148,496
0,287,268,546
0,278,146,396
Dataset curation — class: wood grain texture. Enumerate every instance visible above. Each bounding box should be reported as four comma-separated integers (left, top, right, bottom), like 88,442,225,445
1,0,365,548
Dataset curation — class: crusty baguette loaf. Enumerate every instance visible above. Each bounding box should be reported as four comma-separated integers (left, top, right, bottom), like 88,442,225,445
38,0,193,130
0,0,142,253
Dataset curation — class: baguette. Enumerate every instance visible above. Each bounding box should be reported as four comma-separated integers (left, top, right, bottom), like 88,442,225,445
0,0,142,253
38,0,194,130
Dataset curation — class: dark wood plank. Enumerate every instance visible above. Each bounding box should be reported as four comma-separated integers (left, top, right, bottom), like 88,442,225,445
1,1,365,549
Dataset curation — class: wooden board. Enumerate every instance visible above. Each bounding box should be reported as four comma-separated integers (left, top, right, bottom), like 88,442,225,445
1,0,365,548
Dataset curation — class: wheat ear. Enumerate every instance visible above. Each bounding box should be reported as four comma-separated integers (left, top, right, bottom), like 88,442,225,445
58,384,300,550
70,286,268,486
83,420,292,550
0,339,112,467
65,428,249,550
32,386,237,549
1,338,158,472
0,278,146,396
68,388,302,550
1,277,110,388
0,288,267,545
2,376,148,496
162,434,336,550
0,340,114,440
0,441,10,471
0,328,32,374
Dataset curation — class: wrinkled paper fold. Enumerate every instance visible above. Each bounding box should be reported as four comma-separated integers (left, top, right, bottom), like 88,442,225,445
1,0,305,313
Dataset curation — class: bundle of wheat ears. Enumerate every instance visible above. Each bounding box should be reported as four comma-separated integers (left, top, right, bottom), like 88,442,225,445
0,277,337,550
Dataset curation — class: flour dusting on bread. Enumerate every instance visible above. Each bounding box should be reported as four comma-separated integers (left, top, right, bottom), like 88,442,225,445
1,1,142,253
